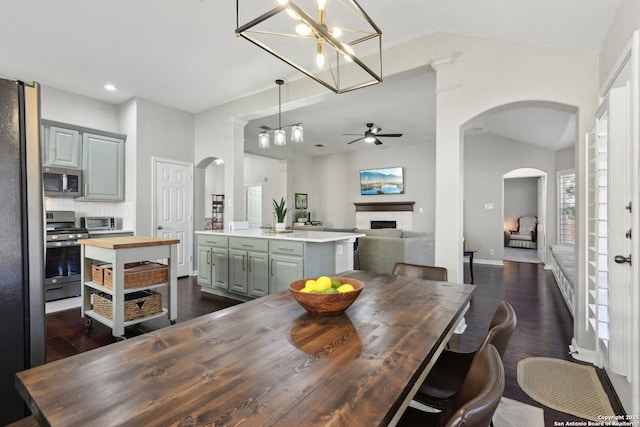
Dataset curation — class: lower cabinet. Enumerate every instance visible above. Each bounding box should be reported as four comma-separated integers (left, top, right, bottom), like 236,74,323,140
269,254,304,294
197,235,229,292
229,238,269,297
230,249,269,297
196,234,336,300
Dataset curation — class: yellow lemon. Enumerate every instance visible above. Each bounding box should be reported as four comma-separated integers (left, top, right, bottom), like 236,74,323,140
300,287,311,293
316,276,332,291
337,284,355,293
304,279,317,292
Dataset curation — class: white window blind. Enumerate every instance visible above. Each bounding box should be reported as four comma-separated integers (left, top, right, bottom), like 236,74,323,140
558,171,575,244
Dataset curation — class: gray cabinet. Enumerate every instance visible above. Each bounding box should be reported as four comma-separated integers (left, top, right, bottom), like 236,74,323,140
229,238,269,297
40,120,126,202
81,133,125,201
269,254,304,293
197,235,229,291
269,241,305,294
43,125,82,168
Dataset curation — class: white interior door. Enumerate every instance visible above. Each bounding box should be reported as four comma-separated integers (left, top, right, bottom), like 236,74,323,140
154,158,193,277
246,185,262,229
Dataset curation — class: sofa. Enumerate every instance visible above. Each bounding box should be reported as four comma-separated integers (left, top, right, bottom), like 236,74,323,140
356,229,435,274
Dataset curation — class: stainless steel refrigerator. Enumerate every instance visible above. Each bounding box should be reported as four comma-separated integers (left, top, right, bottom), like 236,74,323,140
0,78,46,424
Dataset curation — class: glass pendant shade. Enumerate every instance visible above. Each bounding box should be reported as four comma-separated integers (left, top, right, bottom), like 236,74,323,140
291,125,303,142
258,132,270,148
274,129,286,145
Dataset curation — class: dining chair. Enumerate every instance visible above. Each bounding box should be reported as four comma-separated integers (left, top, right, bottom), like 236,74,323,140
392,262,448,281
398,344,505,427
412,301,515,412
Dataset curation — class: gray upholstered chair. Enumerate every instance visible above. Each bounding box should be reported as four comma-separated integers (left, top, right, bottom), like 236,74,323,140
508,215,537,248
398,344,505,427
392,262,448,281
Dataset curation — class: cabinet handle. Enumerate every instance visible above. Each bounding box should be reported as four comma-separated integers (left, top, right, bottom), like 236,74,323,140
212,250,216,266
271,258,274,276
242,244,254,248
207,250,211,265
248,255,252,272
279,247,294,251
84,182,88,196
242,254,246,271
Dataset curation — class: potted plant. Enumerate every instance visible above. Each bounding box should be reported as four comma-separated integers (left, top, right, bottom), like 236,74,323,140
272,197,290,230
296,210,308,223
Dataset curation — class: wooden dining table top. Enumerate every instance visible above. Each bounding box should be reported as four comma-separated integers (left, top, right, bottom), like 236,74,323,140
16,270,475,427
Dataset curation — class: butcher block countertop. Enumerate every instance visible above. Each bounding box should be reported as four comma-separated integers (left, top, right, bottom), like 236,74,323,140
77,236,180,249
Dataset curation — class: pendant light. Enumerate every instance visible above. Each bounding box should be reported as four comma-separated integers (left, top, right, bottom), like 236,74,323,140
258,79,303,148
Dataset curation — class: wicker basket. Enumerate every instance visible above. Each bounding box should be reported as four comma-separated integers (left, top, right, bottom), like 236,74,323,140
102,262,168,289
92,291,163,321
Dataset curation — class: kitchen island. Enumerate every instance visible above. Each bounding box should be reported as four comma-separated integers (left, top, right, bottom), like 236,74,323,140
16,270,475,427
195,229,363,301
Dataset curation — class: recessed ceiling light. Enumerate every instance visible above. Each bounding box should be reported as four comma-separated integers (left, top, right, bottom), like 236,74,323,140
104,84,117,91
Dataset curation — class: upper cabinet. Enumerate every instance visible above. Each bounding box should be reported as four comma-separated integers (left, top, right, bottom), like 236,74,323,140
43,126,82,168
81,133,125,201
41,120,126,201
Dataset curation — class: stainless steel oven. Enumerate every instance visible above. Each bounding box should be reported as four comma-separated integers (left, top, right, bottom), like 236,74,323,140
45,211,88,301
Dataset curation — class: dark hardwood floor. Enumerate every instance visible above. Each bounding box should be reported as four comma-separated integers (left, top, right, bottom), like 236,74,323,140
45,262,622,425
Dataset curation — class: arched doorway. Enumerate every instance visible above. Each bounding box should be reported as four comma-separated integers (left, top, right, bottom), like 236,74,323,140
503,168,547,264
462,100,577,267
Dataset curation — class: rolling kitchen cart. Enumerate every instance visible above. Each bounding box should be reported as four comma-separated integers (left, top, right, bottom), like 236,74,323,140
78,236,179,338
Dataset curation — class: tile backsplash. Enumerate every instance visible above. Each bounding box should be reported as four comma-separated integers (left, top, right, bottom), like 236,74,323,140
45,197,134,230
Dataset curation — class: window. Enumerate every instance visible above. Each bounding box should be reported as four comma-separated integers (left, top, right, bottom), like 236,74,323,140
557,170,575,244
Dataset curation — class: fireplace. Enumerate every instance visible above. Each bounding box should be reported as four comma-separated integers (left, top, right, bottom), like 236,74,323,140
371,220,397,229
355,201,415,231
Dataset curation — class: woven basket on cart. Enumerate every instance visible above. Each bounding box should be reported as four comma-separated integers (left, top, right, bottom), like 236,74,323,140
93,290,162,321
92,262,168,289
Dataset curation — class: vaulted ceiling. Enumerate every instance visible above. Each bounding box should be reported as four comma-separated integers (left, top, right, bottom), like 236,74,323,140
0,0,621,156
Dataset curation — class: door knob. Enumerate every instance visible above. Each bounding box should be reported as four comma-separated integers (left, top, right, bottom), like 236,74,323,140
614,254,632,265
157,225,163,230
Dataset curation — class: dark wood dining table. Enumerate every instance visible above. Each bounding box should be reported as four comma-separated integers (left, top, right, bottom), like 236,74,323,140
16,270,475,427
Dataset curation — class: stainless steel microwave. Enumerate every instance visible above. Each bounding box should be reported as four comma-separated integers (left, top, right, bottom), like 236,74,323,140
42,167,82,197
80,216,116,230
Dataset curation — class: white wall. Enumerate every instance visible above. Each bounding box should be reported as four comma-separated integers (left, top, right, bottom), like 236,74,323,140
504,177,538,239
464,134,556,263
555,146,575,171
244,153,287,225
311,142,435,231
134,98,194,236
599,0,640,88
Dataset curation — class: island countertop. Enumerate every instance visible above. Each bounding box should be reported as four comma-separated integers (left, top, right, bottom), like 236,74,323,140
195,228,364,243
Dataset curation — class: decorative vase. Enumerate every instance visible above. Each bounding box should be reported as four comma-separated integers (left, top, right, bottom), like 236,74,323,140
276,222,286,231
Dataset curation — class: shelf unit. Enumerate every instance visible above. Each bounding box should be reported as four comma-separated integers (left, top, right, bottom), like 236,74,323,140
79,237,178,338
211,194,224,230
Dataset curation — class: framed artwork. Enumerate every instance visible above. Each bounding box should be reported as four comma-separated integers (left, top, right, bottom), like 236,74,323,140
295,193,308,209
359,166,404,195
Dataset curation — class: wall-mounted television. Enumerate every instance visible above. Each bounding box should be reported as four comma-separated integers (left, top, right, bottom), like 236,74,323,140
359,166,404,195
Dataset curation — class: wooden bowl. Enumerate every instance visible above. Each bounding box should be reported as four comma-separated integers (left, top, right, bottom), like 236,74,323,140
288,276,364,316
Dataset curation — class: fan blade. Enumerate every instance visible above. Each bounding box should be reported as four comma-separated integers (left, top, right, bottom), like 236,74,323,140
347,137,364,144
373,138,383,145
376,133,403,137
259,125,273,131
341,133,363,136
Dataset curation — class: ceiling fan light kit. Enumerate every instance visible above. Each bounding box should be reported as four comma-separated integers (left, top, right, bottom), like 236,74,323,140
258,79,304,148
236,0,383,94
344,122,403,146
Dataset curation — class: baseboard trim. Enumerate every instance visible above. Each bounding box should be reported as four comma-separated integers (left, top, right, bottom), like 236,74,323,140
569,338,598,364
473,258,504,266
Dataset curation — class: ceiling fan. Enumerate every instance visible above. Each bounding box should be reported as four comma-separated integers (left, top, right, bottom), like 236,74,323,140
343,123,403,145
